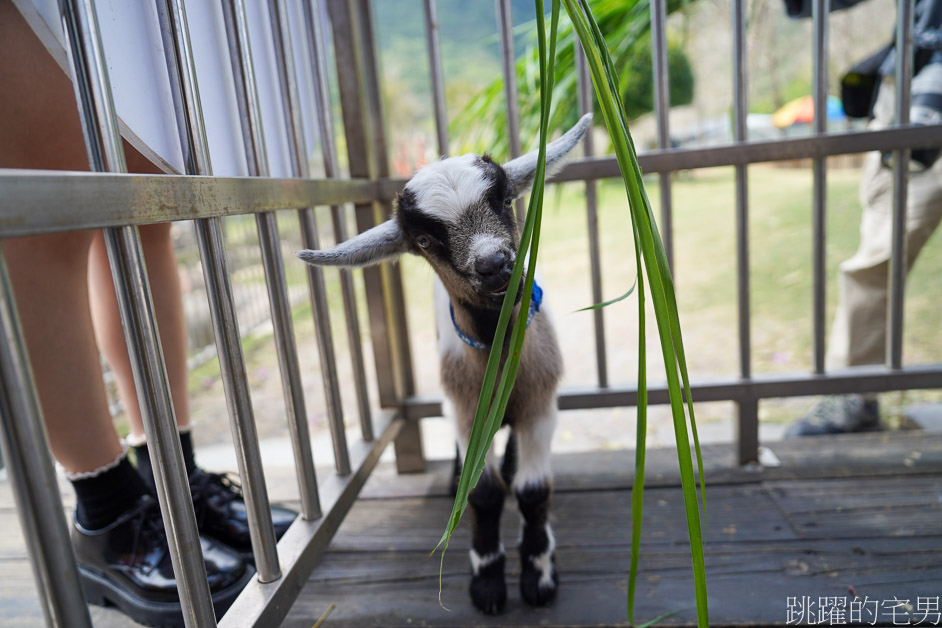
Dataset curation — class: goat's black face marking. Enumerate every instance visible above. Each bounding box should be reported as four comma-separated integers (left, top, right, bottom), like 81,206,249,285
397,154,520,307
478,155,517,232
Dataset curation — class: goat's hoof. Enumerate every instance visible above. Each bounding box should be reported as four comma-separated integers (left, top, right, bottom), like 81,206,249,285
469,554,506,614
520,553,558,607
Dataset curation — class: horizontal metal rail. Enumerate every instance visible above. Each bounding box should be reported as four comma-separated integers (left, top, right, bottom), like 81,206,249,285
219,410,402,628
5,123,942,237
0,169,380,236
552,123,942,180
402,363,942,420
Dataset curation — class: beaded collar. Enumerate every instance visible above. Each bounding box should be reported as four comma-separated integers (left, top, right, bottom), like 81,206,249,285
449,281,543,351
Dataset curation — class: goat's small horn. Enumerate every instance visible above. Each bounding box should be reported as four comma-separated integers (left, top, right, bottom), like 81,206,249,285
503,113,592,193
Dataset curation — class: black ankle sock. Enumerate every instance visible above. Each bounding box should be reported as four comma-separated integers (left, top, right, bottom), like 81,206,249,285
133,431,198,489
71,456,150,530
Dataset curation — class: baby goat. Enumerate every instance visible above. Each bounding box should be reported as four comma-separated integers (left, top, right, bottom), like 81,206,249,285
297,114,591,614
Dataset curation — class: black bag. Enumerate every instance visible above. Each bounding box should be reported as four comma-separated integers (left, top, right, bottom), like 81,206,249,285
841,43,893,118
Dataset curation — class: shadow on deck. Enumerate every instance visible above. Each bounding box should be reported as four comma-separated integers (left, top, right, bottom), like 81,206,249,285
282,431,942,627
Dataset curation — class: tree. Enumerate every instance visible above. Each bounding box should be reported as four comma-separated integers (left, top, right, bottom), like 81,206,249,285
451,0,695,157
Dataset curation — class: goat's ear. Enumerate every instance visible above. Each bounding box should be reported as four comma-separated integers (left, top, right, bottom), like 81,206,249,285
503,113,592,197
296,219,408,268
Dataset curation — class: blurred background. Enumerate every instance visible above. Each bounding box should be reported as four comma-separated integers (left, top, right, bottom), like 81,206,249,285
129,0,941,464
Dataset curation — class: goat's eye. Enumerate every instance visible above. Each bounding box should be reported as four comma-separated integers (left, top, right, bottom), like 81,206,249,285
503,196,514,208
415,234,431,249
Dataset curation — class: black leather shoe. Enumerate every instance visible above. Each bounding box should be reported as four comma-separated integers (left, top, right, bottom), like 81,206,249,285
189,469,297,559
72,495,252,627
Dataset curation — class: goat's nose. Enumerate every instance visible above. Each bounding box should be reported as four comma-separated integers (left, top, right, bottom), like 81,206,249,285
475,251,510,277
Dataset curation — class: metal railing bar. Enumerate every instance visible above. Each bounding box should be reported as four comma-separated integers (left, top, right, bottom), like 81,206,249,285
495,0,525,222
218,410,403,628
731,0,757,464
402,362,942,418
353,0,423,472
328,0,402,409
424,0,449,156
267,0,350,477
357,0,417,404
156,0,281,582
61,0,218,624
811,0,828,375
0,253,92,627
575,41,608,389
732,0,749,379
302,0,373,442
650,0,674,271
0,170,380,236
7,123,942,237
888,0,915,370
547,123,942,180
226,0,326,515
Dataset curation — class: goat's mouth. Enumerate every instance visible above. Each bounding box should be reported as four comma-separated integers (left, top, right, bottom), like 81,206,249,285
492,278,511,295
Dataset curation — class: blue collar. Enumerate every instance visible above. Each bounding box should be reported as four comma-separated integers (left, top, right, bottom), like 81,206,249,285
449,281,543,351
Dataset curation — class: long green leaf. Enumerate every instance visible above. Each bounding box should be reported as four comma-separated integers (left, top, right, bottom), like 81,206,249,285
574,276,637,312
628,221,646,626
562,1,708,626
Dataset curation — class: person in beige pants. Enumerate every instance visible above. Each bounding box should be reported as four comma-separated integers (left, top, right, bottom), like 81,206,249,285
790,76,942,436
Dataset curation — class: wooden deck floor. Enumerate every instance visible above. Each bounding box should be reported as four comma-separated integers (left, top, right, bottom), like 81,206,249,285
282,431,942,628
3,431,941,627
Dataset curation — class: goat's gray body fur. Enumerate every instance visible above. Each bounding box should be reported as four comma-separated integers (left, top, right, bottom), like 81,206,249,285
297,114,591,614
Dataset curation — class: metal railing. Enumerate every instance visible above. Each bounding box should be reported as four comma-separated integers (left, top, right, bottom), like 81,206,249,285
0,0,940,626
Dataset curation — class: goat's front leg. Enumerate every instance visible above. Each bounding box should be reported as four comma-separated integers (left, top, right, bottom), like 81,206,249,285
467,464,507,614
513,411,558,606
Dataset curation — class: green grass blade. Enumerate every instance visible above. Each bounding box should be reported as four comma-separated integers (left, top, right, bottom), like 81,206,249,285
636,609,681,628
628,221,646,626
575,276,637,312
562,1,708,626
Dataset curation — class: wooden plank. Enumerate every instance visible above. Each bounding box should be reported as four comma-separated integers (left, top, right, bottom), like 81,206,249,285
0,558,143,627
359,432,942,500
283,536,942,627
327,485,795,555
285,466,942,627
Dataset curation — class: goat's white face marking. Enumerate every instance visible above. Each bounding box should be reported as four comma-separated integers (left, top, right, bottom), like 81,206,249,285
405,154,490,226
468,233,503,267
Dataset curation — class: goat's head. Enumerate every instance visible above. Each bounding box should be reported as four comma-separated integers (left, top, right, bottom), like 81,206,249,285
297,114,591,309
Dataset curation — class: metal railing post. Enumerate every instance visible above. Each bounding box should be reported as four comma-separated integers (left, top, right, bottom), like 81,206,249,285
811,0,829,375
575,42,609,389
888,0,915,369
424,0,449,157
222,0,327,512
0,254,92,627
328,0,424,473
731,0,758,465
154,0,281,582
495,0,525,222
301,0,374,443
650,0,674,272
58,0,219,624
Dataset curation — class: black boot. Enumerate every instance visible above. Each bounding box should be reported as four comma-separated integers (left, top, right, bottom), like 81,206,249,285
189,469,296,560
135,433,297,559
72,494,252,627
